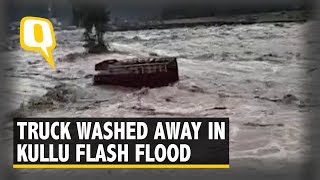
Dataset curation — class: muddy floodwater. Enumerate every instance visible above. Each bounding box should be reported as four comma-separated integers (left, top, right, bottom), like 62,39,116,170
1,22,314,172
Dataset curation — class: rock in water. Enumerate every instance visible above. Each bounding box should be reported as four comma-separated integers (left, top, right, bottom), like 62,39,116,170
85,42,109,54
94,57,179,88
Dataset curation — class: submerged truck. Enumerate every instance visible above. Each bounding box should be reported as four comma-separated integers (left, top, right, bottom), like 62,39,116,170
94,57,179,88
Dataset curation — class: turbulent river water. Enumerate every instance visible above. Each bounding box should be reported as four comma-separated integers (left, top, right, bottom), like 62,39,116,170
1,22,313,170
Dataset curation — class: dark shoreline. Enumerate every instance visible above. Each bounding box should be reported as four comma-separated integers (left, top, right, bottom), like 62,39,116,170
5,10,308,38
110,10,308,32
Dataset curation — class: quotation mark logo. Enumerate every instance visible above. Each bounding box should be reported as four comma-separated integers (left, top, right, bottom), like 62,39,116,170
20,17,57,70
